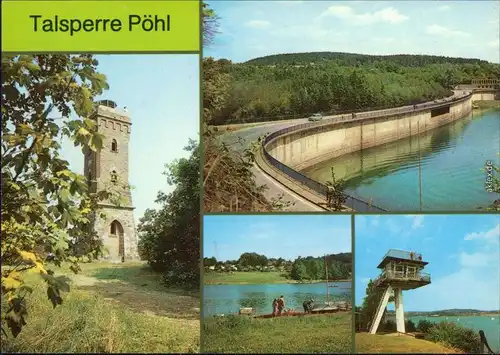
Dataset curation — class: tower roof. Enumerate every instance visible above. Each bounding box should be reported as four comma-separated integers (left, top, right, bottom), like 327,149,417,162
377,249,428,269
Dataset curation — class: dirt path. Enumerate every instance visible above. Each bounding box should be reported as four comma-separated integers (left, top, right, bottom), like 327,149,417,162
68,262,200,320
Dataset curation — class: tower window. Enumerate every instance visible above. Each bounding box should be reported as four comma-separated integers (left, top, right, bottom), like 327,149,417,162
111,139,118,152
88,171,92,182
110,222,116,235
111,170,118,183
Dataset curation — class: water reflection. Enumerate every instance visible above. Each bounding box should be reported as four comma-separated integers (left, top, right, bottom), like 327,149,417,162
303,110,500,211
203,282,352,317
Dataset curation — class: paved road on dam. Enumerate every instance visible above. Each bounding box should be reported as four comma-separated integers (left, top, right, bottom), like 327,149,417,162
219,90,471,211
220,119,322,211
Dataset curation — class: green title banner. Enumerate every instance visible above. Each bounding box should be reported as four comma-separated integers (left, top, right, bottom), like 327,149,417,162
2,0,200,52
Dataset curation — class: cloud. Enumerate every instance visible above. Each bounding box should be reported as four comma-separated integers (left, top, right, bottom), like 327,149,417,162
319,6,408,25
404,215,425,229
429,268,499,311
487,40,499,48
459,251,497,268
245,20,271,29
425,24,471,38
271,24,347,43
386,218,403,235
438,5,450,11
464,223,499,243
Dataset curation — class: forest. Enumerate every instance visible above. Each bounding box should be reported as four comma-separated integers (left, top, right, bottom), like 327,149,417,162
206,52,500,125
290,253,351,281
204,252,352,281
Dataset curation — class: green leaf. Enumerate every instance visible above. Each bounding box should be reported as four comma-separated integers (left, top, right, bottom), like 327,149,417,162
59,188,70,203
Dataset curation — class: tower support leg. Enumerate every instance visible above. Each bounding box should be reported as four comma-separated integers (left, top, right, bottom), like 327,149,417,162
394,288,405,333
369,285,392,334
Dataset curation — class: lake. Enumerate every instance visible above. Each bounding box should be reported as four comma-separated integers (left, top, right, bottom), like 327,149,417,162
409,315,500,352
203,281,352,317
303,109,500,211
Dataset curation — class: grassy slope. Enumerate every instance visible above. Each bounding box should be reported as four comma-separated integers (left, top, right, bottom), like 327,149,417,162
356,333,462,354
1,262,200,353
204,271,351,285
204,313,352,353
204,271,291,284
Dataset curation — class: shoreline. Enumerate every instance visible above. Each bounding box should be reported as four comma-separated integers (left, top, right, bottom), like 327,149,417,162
408,313,500,317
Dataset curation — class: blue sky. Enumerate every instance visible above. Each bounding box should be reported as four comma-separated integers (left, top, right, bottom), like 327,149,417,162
203,215,352,261
355,215,500,311
60,55,199,223
205,1,500,63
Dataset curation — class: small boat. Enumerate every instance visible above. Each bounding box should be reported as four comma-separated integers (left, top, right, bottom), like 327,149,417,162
473,104,480,109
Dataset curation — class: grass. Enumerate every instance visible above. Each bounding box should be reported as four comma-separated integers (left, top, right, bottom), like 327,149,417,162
204,271,291,284
204,271,344,285
355,332,462,354
1,262,200,353
203,312,352,353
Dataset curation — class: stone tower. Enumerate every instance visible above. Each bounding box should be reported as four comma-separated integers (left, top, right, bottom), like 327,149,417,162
84,100,138,262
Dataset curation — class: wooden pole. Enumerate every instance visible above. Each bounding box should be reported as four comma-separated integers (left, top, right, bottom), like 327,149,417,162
325,254,329,304
417,121,423,211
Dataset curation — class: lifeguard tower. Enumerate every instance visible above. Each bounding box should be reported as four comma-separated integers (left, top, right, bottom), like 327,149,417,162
369,249,431,334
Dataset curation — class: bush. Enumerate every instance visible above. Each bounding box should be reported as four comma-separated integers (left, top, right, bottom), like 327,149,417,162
405,319,417,332
381,320,397,332
424,321,480,353
417,319,435,333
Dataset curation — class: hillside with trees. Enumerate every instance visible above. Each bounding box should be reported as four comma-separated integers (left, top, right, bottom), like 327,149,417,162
207,52,500,125
204,252,351,281
202,2,287,212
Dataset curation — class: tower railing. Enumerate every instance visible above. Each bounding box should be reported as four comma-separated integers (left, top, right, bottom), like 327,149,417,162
375,270,431,285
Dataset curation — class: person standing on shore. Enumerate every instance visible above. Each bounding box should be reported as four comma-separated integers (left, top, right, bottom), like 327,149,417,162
272,298,278,316
277,295,285,315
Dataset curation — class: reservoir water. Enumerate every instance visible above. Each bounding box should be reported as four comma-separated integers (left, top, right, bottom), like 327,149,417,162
408,315,500,352
203,281,352,318
303,109,500,211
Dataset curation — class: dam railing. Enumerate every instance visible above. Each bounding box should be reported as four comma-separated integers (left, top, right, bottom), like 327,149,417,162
261,91,473,212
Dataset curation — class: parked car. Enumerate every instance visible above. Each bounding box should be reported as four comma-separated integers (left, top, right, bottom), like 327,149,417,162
308,113,323,122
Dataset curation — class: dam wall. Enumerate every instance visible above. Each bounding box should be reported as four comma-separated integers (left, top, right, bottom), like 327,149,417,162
266,93,476,171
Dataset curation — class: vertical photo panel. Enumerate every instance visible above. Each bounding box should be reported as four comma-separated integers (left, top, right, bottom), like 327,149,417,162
354,214,500,354
202,214,353,353
1,53,200,352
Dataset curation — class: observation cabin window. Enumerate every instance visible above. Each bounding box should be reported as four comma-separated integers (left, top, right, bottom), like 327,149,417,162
111,139,118,152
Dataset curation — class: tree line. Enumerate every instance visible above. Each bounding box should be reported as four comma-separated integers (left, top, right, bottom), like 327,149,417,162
137,139,200,289
291,254,351,281
206,52,500,125
204,252,351,281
